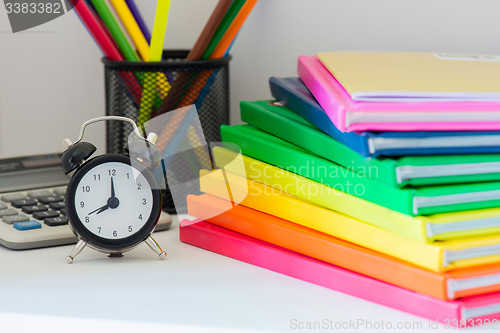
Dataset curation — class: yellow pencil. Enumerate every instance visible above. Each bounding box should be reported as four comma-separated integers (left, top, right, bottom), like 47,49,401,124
109,0,150,61
137,0,172,128
149,0,171,62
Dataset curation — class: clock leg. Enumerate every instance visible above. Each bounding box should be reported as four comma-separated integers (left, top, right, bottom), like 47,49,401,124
145,235,166,259
66,239,87,264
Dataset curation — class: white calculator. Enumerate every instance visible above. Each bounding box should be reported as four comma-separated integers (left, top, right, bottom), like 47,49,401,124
0,153,172,250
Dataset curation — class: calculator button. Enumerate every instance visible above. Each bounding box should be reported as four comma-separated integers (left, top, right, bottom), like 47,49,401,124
38,196,64,204
44,216,68,226
11,199,37,208
49,202,66,210
13,220,42,231
0,202,7,210
1,193,27,203
0,209,18,217
60,209,67,216
53,188,67,196
33,210,59,220
27,190,52,199
21,205,48,214
3,214,30,224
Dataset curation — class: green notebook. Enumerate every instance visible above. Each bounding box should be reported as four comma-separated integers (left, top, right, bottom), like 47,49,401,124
221,124,500,216
240,100,500,188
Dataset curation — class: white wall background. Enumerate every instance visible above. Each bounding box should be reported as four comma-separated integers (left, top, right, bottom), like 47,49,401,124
1,0,500,158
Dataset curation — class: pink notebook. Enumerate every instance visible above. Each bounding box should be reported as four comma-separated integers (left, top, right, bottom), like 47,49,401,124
180,219,500,326
298,55,500,132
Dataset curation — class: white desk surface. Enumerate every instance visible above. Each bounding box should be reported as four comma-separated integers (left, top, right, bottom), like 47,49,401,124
0,214,488,333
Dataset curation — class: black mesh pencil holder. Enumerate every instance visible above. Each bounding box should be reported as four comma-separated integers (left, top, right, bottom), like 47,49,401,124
102,50,231,213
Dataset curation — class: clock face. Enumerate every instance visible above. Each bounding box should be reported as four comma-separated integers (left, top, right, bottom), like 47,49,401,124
66,155,161,248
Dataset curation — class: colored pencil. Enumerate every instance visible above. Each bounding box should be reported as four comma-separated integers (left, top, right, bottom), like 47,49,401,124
84,0,121,53
209,0,257,59
125,0,152,43
137,0,172,128
187,0,234,61
109,0,150,60
90,0,140,61
201,0,246,60
224,31,238,56
70,0,123,60
107,0,137,56
148,0,171,62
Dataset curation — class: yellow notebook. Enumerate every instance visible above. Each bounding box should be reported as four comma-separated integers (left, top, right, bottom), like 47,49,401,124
317,52,500,101
200,169,500,273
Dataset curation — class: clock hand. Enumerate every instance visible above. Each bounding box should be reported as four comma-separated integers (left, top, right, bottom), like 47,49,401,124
96,205,110,214
88,195,120,216
111,177,115,198
88,204,109,215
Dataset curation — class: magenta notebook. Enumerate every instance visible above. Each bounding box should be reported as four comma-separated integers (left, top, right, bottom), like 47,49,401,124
180,219,500,325
298,55,500,132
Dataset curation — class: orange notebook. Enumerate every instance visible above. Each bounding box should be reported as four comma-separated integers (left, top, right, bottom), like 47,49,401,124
187,194,500,301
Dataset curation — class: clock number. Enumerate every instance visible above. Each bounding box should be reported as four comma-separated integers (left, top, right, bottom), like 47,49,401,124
127,173,130,179
82,186,91,192
142,198,146,205
85,216,89,223
138,214,142,220
80,201,85,208
97,227,101,233
128,226,132,232
108,169,116,176
94,174,101,181
113,230,117,237
137,183,141,190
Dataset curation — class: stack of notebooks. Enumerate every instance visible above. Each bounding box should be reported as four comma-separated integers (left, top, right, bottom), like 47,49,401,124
180,52,500,324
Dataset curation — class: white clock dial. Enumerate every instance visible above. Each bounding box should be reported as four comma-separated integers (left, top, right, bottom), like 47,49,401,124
73,161,153,240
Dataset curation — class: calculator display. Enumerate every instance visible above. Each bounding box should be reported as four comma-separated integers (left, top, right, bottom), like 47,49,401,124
0,154,69,193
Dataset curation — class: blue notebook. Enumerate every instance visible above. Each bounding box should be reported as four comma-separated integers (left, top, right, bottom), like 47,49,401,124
269,77,500,157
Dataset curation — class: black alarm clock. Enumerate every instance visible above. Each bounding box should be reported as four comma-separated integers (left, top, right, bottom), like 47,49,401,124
61,116,166,263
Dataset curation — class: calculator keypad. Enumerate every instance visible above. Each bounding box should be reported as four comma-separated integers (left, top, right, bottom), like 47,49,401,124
3,214,30,224
13,221,42,231
38,196,64,204
49,202,66,210
1,193,27,203
22,205,48,214
11,199,37,208
0,209,18,217
33,210,59,220
1,187,68,230
27,190,52,199
44,216,68,226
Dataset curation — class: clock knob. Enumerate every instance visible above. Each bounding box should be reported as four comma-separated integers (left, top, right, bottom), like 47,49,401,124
147,132,158,145
62,138,73,150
